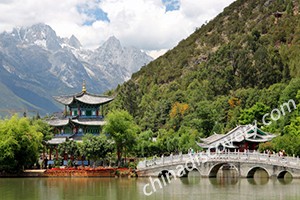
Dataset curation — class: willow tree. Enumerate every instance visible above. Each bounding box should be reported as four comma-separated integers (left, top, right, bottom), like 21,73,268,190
103,110,139,166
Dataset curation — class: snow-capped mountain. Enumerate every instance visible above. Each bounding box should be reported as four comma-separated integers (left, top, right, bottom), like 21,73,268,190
0,23,153,115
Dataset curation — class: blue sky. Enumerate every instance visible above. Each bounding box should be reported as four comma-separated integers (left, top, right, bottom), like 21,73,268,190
78,0,181,26
162,0,180,12
77,2,110,26
0,0,235,58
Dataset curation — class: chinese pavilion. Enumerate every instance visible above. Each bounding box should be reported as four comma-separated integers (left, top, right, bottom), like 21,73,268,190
197,124,276,152
47,82,114,144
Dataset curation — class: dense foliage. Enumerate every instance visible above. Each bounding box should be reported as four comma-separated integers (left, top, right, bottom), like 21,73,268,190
0,116,44,172
108,0,300,156
80,134,114,164
57,140,80,162
103,110,139,165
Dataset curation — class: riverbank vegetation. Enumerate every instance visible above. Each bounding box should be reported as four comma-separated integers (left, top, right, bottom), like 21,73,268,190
0,116,43,172
1,98,300,173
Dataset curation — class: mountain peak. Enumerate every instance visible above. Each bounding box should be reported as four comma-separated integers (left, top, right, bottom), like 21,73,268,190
15,23,61,51
107,35,119,42
68,35,82,49
102,36,122,50
21,23,56,40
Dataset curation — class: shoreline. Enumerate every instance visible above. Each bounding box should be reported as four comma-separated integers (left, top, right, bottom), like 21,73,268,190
0,167,136,178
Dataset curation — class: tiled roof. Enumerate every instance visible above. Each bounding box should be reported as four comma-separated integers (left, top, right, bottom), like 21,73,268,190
47,118,69,127
46,137,67,145
53,91,114,105
198,125,276,149
46,118,106,126
71,118,107,126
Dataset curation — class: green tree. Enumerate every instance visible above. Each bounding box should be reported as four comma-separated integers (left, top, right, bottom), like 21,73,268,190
31,119,53,141
80,134,114,167
118,80,140,117
57,140,80,162
0,115,43,172
135,130,158,157
239,102,270,126
275,116,300,155
155,129,179,155
185,100,218,136
103,110,139,166
286,0,293,15
178,126,200,153
280,78,300,103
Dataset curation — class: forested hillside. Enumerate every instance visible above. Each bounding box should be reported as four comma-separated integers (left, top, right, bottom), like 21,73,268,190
108,0,300,155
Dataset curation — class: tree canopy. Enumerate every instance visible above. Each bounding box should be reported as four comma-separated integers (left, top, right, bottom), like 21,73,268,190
103,110,139,165
80,134,114,165
0,115,43,172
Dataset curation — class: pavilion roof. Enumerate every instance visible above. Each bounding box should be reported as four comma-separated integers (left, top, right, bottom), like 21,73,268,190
197,125,276,149
47,118,69,127
53,91,114,106
71,118,107,126
46,137,67,145
46,117,106,127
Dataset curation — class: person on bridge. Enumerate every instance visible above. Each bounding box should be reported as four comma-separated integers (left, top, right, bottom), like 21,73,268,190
282,150,287,157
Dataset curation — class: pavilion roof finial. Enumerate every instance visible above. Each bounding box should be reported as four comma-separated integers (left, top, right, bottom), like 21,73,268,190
82,80,87,93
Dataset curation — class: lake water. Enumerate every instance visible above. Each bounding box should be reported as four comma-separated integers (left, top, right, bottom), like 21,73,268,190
0,173,299,200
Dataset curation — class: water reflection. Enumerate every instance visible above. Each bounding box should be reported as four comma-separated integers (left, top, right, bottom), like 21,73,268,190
247,177,269,185
180,170,201,185
247,169,269,185
278,172,293,185
278,178,293,185
209,168,239,186
0,176,299,200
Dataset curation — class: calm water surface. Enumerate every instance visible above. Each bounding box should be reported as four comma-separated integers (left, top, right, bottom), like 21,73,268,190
0,174,299,200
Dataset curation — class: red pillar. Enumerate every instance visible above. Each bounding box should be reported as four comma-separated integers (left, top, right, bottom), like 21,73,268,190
245,142,248,150
78,104,80,116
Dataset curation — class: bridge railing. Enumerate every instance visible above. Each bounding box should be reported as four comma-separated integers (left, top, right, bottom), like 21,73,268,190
137,151,300,169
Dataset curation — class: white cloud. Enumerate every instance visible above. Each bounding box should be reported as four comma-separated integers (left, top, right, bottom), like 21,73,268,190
0,0,235,56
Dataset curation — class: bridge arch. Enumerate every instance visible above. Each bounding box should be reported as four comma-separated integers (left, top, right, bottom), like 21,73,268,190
180,169,201,185
184,168,201,177
246,166,270,178
277,170,293,179
208,163,238,178
158,169,176,178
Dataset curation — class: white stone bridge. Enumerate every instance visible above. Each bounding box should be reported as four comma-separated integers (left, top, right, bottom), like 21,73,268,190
137,151,300,179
